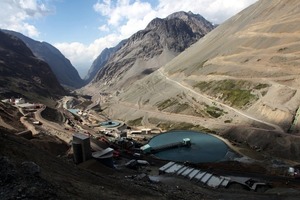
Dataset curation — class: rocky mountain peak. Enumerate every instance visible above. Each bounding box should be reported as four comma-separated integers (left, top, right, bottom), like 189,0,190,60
167,11,214,33
84,39,127,84
87,11,214,90
146,11,214,35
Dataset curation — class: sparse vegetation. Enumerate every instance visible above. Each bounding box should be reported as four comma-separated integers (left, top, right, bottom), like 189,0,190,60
223,89,256,108
205,105,225,118
127,117,143,126
278,47,288,52
254,83,270,90
156,98,179,111
261,90,268,96
224,119,232,123
148,118,215,133
156,97,197,114
173,103,190,113
194,80,258,108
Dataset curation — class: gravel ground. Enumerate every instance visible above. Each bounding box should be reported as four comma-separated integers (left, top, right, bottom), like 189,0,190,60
1,131,300,200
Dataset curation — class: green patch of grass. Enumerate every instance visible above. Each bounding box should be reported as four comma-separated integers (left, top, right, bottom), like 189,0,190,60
127,117,143,126
156,98,193,113
156,98,179,111
205,105,224,118
193,81,210,90
223,89,257,108
224,119,232,123
254,83,270,90
148,118,215,133
194,80,258,108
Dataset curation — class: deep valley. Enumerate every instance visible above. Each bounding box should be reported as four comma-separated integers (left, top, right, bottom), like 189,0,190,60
2,1,300,199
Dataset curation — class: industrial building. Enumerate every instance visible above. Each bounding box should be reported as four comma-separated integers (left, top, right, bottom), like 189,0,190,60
72,133,91,164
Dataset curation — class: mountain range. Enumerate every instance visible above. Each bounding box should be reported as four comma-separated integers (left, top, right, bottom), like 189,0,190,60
2,1,300,198
84,11,214,94
0,30,65,102
2,30,84,89
2,1,300,161
93,0,300,160
84,39,127,84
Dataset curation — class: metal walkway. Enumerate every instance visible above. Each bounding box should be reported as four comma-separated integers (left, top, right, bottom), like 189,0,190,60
159,161,231,188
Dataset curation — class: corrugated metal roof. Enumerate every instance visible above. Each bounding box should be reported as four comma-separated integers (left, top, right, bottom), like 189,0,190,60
159,162,231,188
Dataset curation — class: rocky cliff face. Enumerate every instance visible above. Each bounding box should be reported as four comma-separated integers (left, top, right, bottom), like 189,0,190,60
3,30,84,89
0,30,65,101
88,11,214,91
84,39,127,84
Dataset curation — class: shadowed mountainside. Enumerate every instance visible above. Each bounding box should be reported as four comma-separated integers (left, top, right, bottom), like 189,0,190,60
0,30,65,102
3,30,84,89
84,39,127,84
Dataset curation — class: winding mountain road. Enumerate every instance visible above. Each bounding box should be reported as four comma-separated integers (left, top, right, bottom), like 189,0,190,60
35,106,73,142
157,69,284,132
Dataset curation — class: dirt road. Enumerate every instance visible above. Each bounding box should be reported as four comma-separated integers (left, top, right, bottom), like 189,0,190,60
34,106,72,143
157,69,284,132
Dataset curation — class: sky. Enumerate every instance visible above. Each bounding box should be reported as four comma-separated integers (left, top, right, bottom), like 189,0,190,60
0,0,257,78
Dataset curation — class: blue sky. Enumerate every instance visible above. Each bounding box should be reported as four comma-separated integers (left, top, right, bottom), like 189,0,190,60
32,1,104,45
0,0,257,78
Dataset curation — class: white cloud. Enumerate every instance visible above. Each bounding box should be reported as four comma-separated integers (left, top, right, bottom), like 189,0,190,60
54,33,124,78
94,0,154,27
92,0,257,43
58,0,257,77
156,0,258,24
0,0,51,37
94,0,257,33
98,24,109,32
0,0,258,78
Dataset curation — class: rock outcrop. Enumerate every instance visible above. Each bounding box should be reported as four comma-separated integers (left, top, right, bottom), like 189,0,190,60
84,39,127,84
88,11,214,91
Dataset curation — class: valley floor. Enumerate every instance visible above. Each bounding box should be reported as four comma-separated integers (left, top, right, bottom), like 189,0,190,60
1,96,300,199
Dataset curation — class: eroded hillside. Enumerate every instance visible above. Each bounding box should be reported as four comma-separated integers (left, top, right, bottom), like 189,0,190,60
95,0,300,160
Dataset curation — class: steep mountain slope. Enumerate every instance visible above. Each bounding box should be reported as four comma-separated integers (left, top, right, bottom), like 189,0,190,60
84,39,127,84
97,0,300,160
0,30,65,102
85,11,214,93
3,30,84,89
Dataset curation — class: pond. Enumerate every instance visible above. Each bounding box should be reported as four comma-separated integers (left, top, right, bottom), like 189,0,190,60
100,121,120,128
148,130,228,163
